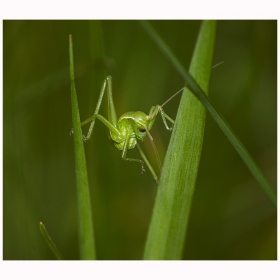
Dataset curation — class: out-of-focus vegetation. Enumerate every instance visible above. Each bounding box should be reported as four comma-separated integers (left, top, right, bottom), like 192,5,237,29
4,20,276,260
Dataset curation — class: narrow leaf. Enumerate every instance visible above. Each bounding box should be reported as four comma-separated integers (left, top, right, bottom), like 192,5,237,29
69,34,96,260
144,20,216,259
39,222,64,260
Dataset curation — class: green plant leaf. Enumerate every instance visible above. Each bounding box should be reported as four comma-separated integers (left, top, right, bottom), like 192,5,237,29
143,20,216,260
39,222,64,260
141,20,276,207
69,34,96,260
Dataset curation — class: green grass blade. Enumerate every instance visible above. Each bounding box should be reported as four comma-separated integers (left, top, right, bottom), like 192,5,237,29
144,20,216,260
69,35,96,260
141,21,276,207
39,222,64,260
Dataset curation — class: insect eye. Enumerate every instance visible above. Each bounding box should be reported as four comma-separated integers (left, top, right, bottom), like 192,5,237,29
138,127,146,133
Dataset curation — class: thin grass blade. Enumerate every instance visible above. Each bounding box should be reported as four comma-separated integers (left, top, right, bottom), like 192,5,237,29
69,35,96,260
39,222,64,260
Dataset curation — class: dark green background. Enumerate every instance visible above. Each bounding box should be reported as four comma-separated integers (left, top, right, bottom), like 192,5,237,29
3,20,277,260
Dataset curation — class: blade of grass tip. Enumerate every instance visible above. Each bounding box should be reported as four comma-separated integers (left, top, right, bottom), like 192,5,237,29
39,222,64,260
143,20,216,260
69,34,96,260
140,21,276,207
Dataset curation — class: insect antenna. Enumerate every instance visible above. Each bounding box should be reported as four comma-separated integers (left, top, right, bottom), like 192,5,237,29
161,87,185,108
212,61,224,69
161,61,223,109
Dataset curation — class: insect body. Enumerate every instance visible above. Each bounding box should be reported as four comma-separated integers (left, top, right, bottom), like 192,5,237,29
80,76,183,183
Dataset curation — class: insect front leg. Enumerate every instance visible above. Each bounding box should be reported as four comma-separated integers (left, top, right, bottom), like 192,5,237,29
148,105,175,131
147,87,184,132
136,144,159,184
121,136,145,174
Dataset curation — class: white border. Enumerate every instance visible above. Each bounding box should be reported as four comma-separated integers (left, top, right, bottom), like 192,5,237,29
0,0,279,19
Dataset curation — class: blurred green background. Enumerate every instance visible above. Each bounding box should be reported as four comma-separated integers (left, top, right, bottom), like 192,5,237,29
3,20,276,260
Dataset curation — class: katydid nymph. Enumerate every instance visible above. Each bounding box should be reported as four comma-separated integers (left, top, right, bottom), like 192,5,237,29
80,76,184,184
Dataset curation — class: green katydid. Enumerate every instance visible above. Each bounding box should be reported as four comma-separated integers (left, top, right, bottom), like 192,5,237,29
80,76,184,184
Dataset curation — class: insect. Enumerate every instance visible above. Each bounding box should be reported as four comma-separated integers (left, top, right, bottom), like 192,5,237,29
80,76,184,184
